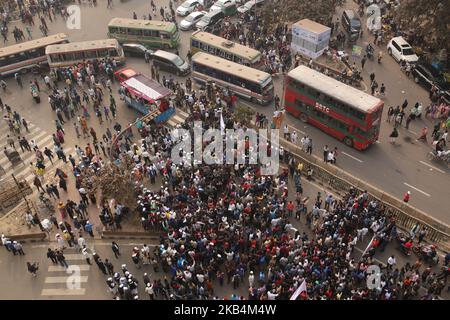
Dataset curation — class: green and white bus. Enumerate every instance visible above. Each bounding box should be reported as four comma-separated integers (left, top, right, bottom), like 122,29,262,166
107,18,180,49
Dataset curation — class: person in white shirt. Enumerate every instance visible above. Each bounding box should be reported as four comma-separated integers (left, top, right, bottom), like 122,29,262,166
387,255,396,269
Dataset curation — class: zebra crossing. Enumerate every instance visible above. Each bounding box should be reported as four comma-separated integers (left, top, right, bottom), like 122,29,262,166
0,121,73,185
166,108,189,129
41,247,90,297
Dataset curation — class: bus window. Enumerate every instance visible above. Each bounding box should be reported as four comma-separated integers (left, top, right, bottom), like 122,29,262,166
108,49,118,57
152,30,160,37
208,46,216,55
97,49,108,58
72,51,84,61
109,27,118,34
143,29,152,37
218,50,226,58
201,43,208,51
119,27,127,34
191,39,199,48
0,57,7,67
84,50,97,59
160,32,170,39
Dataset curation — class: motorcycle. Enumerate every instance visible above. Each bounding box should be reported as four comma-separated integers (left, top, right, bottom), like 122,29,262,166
427,150,450,168
413,244,440,265
366,45,374,60
396,232,412,256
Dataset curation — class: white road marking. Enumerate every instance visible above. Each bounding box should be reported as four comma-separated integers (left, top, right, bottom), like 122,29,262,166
62,254,85,261
341,151,364,163
419,161,446,174
41,288,86,296
48,265,90,272
408,130,417,135
403,182,431,197
45,276,88,284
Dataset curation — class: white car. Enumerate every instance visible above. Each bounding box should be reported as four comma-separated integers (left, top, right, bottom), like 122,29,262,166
237,0,264,14
180,11,207,31
176,0,203,16
210,0,235,12
387,36,419,63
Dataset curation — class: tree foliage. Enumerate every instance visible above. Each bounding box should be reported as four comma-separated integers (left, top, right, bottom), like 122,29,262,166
394,0,450,55
261,0,344,31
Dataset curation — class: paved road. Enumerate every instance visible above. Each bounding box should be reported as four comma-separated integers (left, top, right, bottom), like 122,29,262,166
1,1,448,224
1,176,448,300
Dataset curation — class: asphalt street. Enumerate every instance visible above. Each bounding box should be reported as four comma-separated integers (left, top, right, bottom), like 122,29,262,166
0,0,447,224
1,176,447,300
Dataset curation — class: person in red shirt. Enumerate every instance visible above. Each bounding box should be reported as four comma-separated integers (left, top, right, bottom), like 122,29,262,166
403,191,411,203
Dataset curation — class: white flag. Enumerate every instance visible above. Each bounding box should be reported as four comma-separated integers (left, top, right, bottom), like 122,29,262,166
290,279,307,300
220,111,225,136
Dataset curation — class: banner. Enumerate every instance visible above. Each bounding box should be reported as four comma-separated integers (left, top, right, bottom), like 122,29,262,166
290,279,307,300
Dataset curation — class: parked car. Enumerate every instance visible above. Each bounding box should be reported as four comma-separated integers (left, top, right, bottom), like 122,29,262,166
237,0,265,14
412,63,450,103
150,50,190,76
114,68,138,82
341,9,361,42
209,0,237,16
195,9,224,31
180,11,207,31
122,43,153,58
176,0,204,16
387,36,419,63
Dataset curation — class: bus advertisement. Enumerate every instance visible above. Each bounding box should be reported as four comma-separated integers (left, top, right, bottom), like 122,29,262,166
284,65,384,150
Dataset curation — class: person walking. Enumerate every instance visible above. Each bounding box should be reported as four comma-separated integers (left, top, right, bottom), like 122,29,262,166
389,127,399,144
361,55,367,69
33,176,45,193
111,241,121,258
85,221,94,237
403,191,411,203
417,127,428,142
82,246,92,265
104,259,114,276
56,250,69,268
27,262,39,277
47,248,58,264
14,241,25,255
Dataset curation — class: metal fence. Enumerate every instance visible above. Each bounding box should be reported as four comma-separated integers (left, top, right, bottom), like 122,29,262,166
275,133,450,251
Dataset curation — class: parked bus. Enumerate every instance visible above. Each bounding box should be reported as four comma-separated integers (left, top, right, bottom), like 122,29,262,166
190,31,262,68
107,18,180,49
284,65,384,150
191,52,273,104
0,33,68,76
45,39,125,69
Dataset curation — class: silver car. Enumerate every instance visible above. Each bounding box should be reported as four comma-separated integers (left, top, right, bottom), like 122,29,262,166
180,11,207,31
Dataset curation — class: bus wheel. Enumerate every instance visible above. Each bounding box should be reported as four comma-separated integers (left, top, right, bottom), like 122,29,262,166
300,113,308,123
343,137,353,147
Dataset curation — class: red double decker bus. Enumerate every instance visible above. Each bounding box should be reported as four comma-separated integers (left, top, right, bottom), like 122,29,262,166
284,65,384,150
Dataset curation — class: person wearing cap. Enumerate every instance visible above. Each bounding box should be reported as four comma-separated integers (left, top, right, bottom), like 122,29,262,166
403,191,411,203
82,246,92,265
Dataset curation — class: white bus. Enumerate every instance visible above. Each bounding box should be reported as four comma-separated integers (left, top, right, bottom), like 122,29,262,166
45,39,125,69
190,31,263,68
191,52,273,104
0,33,68,76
